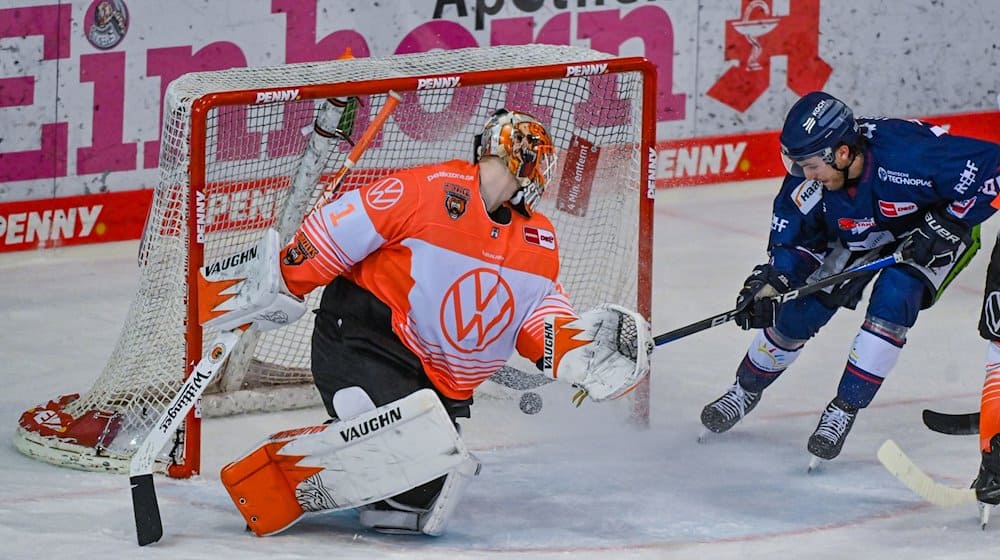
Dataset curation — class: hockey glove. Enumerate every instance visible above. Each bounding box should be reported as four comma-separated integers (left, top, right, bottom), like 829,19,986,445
199,228,306,332
542,304,653,404
902,207,973,269
733,264,792,330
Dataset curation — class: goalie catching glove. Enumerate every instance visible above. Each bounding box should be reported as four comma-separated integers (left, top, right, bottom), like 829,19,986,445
199,228,306,332
542,304,653,404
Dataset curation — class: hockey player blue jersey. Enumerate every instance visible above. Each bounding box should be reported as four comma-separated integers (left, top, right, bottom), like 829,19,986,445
768,117,1000,283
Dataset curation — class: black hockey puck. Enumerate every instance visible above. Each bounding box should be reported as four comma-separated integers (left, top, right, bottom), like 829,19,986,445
519,391,543,414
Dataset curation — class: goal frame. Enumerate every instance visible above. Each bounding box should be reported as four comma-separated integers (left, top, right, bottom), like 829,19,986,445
14,47,657,478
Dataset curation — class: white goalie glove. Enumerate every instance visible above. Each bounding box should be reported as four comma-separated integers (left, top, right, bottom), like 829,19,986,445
199,228,306,332
543,304,653,404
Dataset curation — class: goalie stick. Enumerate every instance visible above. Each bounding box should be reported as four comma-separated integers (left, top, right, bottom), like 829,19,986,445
488,250,909,408
923,409,980,436
129,90,401,547
877,439,976,507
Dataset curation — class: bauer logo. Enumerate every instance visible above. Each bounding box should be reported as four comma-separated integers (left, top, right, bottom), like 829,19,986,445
255,88,300,104
565,63,608,77
417,76,461,90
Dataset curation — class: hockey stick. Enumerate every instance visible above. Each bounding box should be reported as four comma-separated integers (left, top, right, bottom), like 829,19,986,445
487,251,909,400
653,250,908,345
877,439,976,507
923,409,980,435
129,91,401,547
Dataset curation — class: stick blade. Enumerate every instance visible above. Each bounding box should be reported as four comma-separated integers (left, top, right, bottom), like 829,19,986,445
877,439,976,507
922,409,980,435
130,473,163,546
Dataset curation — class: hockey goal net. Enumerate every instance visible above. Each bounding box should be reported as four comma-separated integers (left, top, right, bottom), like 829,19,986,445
14,45,655,477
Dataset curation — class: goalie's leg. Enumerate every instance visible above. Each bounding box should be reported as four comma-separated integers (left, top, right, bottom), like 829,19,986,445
219,387,479,536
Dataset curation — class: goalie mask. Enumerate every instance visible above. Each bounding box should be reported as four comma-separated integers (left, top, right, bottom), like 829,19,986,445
474,109,556,217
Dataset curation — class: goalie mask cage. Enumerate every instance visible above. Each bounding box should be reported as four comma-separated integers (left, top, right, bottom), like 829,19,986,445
14,45,656,477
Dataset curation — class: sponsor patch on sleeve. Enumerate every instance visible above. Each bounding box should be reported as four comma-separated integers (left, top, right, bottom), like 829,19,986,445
790,180,823,214
523,226,556,250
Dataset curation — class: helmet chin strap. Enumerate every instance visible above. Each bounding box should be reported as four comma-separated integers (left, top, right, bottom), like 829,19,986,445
829,148,858,184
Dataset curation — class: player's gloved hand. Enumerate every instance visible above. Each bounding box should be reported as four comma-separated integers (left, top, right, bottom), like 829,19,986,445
733,264,792,330
542,304,653,405
902,207,973,269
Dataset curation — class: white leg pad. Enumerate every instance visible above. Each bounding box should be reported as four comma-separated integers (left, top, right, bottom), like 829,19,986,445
221,389,474,536
283,389,471,510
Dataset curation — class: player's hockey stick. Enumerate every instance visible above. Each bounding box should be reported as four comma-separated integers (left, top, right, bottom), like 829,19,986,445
923,409,980,435
877,439,976,507
129,91,401,547
488,251,909,403
652,250,908,345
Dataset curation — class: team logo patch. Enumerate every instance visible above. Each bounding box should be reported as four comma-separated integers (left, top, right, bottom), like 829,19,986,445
444,184,469,220
523,226,555,249
365,177,404,210
84,0,129,50
282,231,318,266
878,200,918,218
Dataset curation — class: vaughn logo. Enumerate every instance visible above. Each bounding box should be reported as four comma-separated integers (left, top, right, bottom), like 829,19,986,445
203,245,258,276
417,76,461,90
566,63,608,77
340,407,403,442
255,88,300,104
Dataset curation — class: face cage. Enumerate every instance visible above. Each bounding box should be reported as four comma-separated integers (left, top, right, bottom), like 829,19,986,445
509,149,556,216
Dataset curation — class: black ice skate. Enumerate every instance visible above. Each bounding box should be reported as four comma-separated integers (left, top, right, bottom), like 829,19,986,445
700,381,761,435
807,397,859,464
973,434,1000,529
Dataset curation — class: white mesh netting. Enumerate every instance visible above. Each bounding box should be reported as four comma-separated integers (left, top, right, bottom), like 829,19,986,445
14,45,652,474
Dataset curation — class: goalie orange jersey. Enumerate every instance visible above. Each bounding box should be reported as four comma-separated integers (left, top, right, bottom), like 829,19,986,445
280,159,575,400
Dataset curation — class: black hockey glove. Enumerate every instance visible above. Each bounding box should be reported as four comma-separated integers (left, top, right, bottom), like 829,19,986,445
734,264,793,330
902,208,973,269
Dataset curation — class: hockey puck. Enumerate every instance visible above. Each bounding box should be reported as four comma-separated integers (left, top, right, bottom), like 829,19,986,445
519,391,543,415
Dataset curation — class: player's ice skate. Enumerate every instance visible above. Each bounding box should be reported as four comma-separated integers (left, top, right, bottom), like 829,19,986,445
806,398,859,471
698,381,761,443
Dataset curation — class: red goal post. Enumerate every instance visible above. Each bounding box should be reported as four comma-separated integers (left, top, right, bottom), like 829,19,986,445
14,45,656,478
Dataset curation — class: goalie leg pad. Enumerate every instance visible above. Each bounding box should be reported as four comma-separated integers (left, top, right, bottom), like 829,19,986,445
220,389,472,536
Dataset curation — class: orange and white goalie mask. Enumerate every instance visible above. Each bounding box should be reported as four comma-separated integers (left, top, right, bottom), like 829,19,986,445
475,109,556,217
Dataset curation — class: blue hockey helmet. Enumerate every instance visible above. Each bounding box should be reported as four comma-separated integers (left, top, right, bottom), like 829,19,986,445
779,91,859,177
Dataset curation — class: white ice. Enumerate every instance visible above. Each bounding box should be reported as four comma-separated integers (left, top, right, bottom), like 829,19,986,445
3,178,999,559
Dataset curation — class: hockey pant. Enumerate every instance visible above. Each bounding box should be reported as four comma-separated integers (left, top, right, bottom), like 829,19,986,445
979,232,1000,451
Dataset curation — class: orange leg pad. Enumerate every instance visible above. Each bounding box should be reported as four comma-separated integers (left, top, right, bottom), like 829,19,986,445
220,442,319,536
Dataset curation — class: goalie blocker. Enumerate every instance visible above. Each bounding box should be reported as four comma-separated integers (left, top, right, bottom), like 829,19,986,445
220,388,480,537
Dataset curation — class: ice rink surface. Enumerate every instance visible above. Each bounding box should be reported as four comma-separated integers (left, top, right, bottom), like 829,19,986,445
3,178,1000,559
